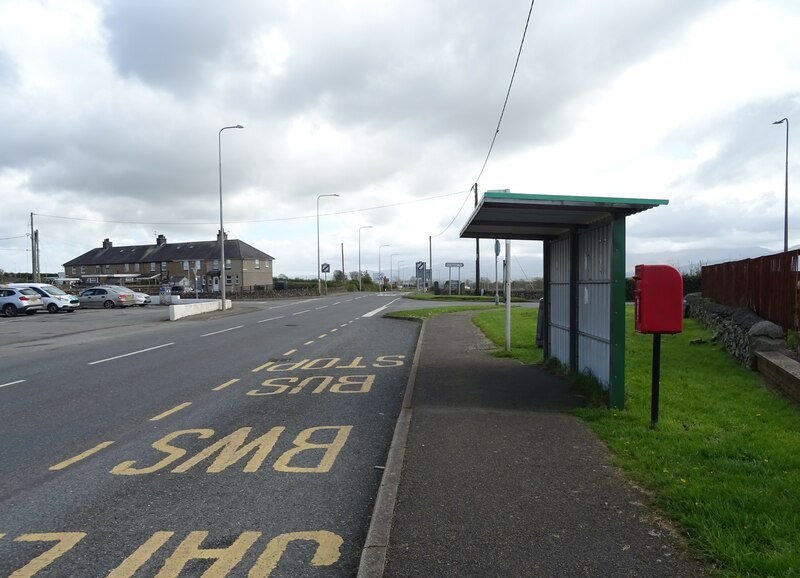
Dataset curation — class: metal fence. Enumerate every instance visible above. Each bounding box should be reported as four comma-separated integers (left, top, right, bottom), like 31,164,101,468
701,250,800,331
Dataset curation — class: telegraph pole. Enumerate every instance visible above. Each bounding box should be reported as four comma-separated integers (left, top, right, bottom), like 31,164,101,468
473,183,480,294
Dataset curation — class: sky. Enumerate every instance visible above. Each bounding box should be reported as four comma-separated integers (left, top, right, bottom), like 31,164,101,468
1,0,799,284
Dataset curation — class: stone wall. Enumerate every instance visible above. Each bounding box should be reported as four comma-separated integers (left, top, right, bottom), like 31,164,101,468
685,293,785,368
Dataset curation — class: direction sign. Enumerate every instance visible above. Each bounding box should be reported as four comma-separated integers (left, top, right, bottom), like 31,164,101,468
445,262,464,268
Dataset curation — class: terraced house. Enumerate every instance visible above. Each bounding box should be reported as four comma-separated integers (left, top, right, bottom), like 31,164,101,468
63,232,274,292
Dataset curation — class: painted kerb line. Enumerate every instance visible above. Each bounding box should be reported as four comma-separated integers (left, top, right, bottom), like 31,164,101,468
88,343,174,365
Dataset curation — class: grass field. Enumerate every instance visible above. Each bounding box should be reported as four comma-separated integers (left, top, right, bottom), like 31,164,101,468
389,304,800,577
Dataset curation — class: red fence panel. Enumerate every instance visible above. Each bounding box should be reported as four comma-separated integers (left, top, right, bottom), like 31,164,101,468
701,250,800,331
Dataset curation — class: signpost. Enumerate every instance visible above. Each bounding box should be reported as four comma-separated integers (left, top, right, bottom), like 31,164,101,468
321,263,330,295
445,262,464,296
416,262,425,292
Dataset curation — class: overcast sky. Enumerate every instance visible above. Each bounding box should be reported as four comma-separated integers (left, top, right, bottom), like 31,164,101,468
1,0,799,283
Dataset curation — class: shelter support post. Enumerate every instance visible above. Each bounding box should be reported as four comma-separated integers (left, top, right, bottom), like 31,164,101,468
609,216,626,409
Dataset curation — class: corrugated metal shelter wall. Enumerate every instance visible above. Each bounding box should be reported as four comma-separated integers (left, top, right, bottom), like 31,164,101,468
577,224,612,388
701,251,800,331
548,236,571,364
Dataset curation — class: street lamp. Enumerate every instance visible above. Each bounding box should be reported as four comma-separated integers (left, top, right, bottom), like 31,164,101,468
317,194,339,295
218,124,243,311
390,253,399,291
774,118,789,252
378,244,390,292
358,225,373,291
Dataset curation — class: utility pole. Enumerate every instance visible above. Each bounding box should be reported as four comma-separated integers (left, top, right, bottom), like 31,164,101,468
30,213,40,282
341,243,345,285
429,235,433,291
473,183,480,294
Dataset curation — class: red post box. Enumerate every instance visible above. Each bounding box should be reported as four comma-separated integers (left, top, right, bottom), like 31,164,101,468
634,264,683,334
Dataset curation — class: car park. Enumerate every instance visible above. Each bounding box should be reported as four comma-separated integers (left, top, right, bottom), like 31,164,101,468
10,283,80,313
0,286,45,316
78,285,135,309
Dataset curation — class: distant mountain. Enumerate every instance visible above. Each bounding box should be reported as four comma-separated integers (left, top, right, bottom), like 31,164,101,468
625,246,776,275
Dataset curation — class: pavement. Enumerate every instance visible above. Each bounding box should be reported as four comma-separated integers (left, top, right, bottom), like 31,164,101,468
360,311,706,578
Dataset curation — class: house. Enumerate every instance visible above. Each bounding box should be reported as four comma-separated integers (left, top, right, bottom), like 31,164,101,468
63,231,274,293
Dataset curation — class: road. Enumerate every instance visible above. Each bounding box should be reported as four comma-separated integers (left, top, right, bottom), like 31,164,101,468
0,293,445,577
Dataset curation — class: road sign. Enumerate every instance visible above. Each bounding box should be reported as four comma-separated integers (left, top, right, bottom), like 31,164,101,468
321,263,330,273
416,261,425,280
445,262,464,268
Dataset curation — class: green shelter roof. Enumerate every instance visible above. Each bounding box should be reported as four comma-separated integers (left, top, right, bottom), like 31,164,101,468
460,191,668,241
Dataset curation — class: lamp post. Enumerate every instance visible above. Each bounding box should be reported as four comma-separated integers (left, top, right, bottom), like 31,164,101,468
358,225,372,291
317,194,339,295
218,124,243,311
398,260,405,288
390,253,399,291
774,118,789,252
378,244,390,292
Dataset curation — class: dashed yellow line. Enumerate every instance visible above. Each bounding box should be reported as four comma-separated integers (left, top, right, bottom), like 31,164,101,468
213,378,240,391
49,441,115,471
331,328,338,333
318,334,327,339
283,349,297,356
149,402,192,422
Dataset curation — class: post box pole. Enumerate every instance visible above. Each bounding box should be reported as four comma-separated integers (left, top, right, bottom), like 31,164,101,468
650,333,661,428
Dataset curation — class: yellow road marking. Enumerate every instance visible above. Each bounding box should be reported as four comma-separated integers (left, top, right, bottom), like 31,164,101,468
213,379,240,391
330,328,338,333
150,402,192,422
283,349,297,356
304,340,315,346
251,361,275,373
49,441,114,471
318,334,327,339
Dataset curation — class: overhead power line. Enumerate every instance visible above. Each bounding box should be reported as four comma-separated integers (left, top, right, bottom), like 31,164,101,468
475,0,537,184
32,189,468,227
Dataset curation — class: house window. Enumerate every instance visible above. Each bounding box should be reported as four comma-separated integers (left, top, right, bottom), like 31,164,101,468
212,259,220,270
265,261,270,269
195,260,201,270
134,263,140,273
235,274,240,286
81,265,86,274
225,259,231,270
123,263,130,273
226,274,232,285
150,263,156,272
71,266,76,275
95,265,101,273
255,259,260,269
161,262,167,271
183,260,189,271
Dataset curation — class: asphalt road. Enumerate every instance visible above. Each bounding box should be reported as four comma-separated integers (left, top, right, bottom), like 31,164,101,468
0,293,446,577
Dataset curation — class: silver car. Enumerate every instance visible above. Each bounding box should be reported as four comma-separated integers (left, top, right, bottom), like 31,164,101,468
78,286,135,309
0,286,45,316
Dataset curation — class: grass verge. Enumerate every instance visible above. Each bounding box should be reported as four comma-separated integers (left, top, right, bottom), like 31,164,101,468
395,304,800,576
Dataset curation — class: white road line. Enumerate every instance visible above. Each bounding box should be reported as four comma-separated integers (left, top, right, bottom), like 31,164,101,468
363,297,402,317
0,379,26,390
201,325,244,337
293,309,311,316
89,343,174,365
333,302,342,305
315,306,328,310
258,315,285,323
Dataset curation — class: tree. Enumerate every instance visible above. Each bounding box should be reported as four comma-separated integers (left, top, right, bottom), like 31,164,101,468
361,272,373,285
333,270,346,283
349,271,360,281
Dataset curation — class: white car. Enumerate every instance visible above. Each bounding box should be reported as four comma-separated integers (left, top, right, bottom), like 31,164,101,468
9,283,80,313
133,292,151,307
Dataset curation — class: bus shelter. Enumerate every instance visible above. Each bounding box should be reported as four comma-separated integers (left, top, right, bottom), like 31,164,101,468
460,191,667,409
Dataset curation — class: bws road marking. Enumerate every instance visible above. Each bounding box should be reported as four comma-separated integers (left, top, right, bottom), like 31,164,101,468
1,530,343,578
110,425,352,475
49,441,115,471
249,375,375,396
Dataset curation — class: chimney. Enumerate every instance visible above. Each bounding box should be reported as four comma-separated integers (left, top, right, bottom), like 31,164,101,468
216,229,228,242
102,238,113,249
156,234,167,246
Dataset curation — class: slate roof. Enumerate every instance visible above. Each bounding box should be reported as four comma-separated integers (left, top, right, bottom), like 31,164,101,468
64,239,274,267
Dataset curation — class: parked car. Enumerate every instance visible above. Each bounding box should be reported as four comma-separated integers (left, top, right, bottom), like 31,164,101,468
9,283,80,313
78,286,135,309
171,285,189,295
0,286,45,316
133,292,151,307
